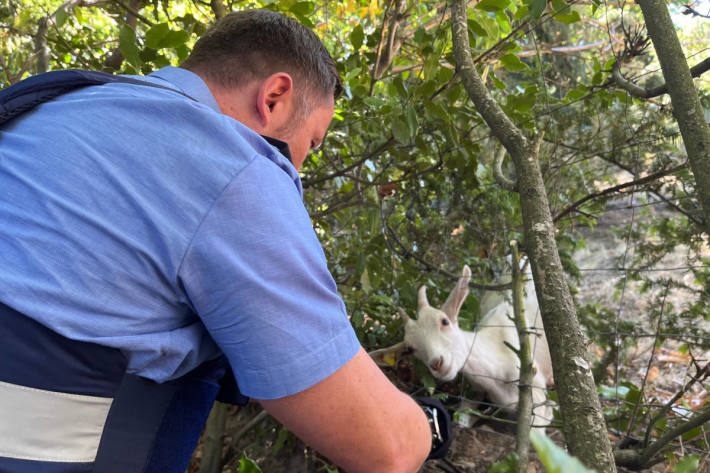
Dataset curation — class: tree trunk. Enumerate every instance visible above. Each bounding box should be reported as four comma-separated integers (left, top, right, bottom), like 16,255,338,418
637,0,710,234
449,1,617,471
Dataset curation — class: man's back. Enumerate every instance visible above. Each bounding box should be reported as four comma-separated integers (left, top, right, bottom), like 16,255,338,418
0,66,359,392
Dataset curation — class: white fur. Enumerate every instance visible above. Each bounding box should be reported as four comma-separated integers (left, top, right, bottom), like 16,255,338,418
371,263,553,431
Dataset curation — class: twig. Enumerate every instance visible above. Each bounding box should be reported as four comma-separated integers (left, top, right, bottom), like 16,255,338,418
643,361,710,447
222,409,270,468
622,282,670,445
114,0,154,26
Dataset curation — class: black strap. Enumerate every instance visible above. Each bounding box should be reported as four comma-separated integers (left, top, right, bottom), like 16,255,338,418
0,69,195,126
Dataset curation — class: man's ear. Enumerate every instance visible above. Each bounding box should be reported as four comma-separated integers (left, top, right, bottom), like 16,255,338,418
256,72,294,127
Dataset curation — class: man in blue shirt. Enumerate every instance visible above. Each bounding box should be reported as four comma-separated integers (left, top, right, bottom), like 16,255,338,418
0,8,433,473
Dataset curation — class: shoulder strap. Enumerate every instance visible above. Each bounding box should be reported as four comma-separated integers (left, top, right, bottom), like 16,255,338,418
0,69,196,126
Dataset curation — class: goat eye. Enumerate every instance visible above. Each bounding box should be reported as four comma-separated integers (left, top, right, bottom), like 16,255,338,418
441,318,450,326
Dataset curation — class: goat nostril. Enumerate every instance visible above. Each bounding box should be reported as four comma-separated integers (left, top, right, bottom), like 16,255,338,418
430,357,443,372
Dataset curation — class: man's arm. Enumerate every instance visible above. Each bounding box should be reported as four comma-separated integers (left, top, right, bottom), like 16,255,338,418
258,347,431,473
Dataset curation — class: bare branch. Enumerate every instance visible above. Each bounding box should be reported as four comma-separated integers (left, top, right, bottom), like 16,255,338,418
301,138,396,188
643,361,710,447
612,56,710,99
553,163,688,223
494,145,518,192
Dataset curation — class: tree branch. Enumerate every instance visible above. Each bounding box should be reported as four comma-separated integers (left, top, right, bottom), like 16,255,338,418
493,145,518,192
210,0,227,19
612,56,710,99
553,163,688,223
114,0,153,26
301,138,396,188
615,408,710,470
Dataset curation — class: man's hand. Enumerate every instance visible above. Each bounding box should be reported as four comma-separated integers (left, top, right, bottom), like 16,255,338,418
258,347,431,473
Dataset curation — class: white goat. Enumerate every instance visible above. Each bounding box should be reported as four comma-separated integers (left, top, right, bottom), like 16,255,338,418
371,263,553,430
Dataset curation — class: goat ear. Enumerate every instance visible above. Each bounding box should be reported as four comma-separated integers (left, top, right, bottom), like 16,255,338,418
418,285,430,309
396,307,411,323
369,342,408,367
441,265,471,322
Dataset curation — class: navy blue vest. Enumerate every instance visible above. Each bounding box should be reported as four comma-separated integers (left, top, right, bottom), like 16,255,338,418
0,71,248,473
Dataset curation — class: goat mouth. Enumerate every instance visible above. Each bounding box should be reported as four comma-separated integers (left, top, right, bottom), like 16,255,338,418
435,366,455,381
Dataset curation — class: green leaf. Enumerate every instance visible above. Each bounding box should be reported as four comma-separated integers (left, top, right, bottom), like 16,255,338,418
272,427,290,455
499,54,527,72
290,1,314,15
406,106,419,136
55,9,68,28
495,10,511,34
294,13,314,28
672,455,700,473
161,30,190,48
530,430,597,473
145,23,170,49
119,25,142,69
592,70,602,85
513,5,529,20
360,267,372,293
489,452,519,472
508,93,536,112
13,9,33,29
350,24,364,51
238,453,263,473
528,0,546,18
391,117,410,143
73,6,85,24
555,10,581,23
565,86,588,101
468,19,487,37
476,0,511,11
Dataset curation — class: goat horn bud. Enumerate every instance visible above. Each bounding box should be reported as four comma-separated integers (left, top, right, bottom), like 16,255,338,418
418,286,430,309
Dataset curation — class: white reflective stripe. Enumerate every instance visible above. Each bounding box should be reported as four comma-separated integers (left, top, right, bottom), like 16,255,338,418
0,381,113,462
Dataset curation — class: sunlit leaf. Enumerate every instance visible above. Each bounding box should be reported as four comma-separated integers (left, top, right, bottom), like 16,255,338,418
554,10,581,23
73,6,85,24
475,0,511,12
238,453,263,473
13,9,33,29
55,9,68,28
672,455,700,473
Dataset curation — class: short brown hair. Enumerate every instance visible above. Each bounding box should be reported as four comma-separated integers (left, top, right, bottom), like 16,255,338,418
182,9,342,106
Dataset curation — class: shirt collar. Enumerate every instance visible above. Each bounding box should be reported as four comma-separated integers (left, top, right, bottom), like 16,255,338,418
147,66,221,114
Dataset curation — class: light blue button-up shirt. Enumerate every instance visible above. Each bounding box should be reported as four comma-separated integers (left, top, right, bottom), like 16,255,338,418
0,66,360,399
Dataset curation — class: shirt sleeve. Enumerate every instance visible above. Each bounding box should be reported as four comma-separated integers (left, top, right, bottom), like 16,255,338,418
177,154,360,399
